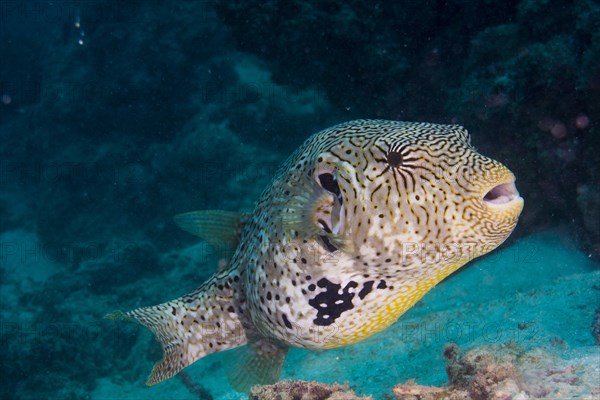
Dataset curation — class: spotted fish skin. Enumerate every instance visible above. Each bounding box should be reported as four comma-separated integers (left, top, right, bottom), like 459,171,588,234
241,120,523,349
109,120,523,389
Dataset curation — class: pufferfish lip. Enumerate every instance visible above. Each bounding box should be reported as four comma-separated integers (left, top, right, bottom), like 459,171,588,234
482,180,522,206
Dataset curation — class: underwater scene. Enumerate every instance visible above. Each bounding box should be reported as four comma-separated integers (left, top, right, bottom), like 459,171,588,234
1,1,599,399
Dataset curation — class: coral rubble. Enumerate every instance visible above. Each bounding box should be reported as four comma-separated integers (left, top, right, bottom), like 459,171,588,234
250,380,372,400
393,343,600,400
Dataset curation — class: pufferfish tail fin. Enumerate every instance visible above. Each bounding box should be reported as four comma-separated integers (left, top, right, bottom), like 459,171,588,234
106,272,247,385
224,339,288,393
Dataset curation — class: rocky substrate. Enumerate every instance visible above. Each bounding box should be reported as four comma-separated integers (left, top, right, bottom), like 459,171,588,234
251,343,600,400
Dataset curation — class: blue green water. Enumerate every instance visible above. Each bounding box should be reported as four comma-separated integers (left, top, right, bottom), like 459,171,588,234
1,1,599,399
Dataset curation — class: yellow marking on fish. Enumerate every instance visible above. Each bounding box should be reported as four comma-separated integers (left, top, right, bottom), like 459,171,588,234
108,120,523,392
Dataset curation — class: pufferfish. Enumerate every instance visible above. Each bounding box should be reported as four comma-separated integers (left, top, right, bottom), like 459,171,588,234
108,120,523,391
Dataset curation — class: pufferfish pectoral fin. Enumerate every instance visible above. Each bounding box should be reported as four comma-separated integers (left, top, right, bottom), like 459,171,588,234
105,273,247,386
174,210,249,249
279,172,353,253
224,339,288,393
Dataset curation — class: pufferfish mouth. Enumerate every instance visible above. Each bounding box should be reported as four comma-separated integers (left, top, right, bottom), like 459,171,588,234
482,180,521,205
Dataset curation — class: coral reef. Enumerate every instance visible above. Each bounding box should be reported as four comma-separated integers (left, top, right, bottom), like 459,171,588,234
250,380,372,400
1,0,336,261
441,343,525,400
214,0,600,257
239,342,600,399
214,1,518,121
392,343,600,400
1,1,599,399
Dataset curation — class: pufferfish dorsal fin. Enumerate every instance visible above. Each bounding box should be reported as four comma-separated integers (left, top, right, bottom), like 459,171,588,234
224,339,288,394
173,210,248,249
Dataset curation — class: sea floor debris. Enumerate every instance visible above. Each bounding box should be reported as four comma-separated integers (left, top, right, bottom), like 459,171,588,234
249,380,373,400
250,343,600,400
392,343,600,400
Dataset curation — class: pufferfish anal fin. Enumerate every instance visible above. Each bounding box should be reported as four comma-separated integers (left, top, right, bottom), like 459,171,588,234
224,339,288,393
174,210,249,249
105,272,247,385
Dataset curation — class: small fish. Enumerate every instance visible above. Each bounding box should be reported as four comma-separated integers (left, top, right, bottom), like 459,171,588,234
107,120,523,391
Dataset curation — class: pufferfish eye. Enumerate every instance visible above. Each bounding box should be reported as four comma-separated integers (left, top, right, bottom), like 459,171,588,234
318,173,341,198
386,151,403,168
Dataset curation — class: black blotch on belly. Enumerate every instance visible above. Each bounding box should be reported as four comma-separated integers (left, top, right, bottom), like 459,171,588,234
309,278,358,326
358,281,374,300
